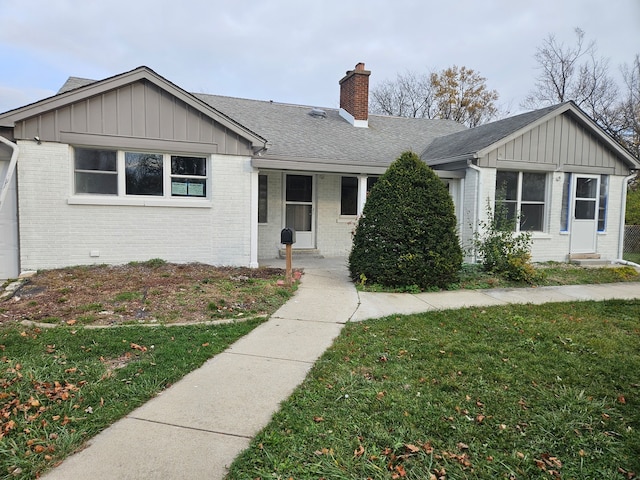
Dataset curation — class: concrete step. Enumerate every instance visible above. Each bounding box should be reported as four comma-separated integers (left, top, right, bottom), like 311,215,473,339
569,258,612,267
568,253,601,260
278,249,324,259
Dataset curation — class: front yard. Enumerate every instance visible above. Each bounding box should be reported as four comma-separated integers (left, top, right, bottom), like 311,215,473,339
228,300,640,479
0,261,638,479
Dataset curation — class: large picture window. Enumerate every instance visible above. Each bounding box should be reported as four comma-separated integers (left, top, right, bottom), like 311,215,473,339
74,148,208,200
125,152,163,196
495,171,546,232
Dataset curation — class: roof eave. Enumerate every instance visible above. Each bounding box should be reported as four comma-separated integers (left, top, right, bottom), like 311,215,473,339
252,155,389,175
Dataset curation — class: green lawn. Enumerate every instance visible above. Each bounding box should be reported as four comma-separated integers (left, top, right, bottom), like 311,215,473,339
623,252,640,264
0,320,264,479
227,300,640,479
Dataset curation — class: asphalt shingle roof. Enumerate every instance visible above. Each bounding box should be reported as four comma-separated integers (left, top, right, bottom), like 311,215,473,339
194,93,466,167
423,103,566,160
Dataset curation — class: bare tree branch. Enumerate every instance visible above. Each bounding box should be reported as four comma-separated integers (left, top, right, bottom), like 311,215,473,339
370,66,498,127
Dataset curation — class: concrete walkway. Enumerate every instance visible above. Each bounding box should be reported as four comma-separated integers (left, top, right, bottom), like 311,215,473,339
42,258,640,479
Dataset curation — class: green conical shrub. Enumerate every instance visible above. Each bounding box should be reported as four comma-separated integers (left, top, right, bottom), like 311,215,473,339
348,151,462,289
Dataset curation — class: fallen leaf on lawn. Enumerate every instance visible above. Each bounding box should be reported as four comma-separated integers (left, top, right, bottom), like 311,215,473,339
405,444,420,453
476,414,485,423
617,395,626,404
376,391,386,400
313,416,324,423
457,442,469,450
66,319,77,326
354,445,365,458
392,464,406,478
201,342,210,347
130,343,147,352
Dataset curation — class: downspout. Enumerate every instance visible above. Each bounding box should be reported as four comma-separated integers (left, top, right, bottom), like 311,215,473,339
0,135,19,211
467,158,482,263
614,172,638,265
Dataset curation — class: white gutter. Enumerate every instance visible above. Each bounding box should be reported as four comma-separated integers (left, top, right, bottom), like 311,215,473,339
612,259,640,269
0,135,19,211
467,159,483,263
617,173,636,260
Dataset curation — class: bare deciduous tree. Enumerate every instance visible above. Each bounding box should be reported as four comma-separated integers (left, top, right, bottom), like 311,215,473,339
370,66,499,127
620,55,640,159
523,28,640,163
370,71,435,118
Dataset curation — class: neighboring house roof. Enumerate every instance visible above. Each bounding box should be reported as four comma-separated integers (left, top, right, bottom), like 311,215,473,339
424,101,640,170
57,76,96,93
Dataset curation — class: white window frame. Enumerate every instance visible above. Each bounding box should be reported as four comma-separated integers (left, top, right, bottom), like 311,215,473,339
69,147,212,208
495,170,548,233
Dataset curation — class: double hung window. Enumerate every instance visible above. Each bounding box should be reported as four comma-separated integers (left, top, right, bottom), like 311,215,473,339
495,171,546,232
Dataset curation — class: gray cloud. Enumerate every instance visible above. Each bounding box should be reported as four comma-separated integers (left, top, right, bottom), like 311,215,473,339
1,0,638,114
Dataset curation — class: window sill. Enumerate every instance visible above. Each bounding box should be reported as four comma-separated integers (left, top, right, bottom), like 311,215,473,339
337,215,358,223
67,196,212,208
530,233,552,240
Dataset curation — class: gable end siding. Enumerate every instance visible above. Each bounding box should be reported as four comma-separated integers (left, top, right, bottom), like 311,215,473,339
12,80,253,156
481,113,628,175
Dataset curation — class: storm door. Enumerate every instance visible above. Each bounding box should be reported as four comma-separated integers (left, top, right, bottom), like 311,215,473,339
284,174,315,249
570,175,599,254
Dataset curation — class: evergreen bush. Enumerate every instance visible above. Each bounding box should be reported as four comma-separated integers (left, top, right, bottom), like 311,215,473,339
348,151,462,289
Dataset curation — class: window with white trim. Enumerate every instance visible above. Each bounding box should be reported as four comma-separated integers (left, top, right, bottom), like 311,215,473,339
74,148,208,199
74,148,118,195
340,177,358,215
258,174,268,223
495,171,546,232
598,175,608,232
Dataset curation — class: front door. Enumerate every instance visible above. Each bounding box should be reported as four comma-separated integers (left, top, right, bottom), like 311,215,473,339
570,175,599,254
285,174,315,249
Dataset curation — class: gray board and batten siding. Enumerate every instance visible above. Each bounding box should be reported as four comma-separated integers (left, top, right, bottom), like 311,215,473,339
9,79,258,157
482,113,629,175
425,104,633,176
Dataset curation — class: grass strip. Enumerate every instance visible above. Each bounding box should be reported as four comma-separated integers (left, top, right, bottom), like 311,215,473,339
0,319,264,479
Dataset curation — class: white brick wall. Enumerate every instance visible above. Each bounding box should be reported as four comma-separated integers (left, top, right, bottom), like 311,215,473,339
257,171,283,259
316,174,356,256
17,141,254,270
471,167,627,263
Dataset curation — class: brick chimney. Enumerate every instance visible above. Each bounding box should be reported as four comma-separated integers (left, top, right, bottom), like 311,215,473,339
339,62,371,128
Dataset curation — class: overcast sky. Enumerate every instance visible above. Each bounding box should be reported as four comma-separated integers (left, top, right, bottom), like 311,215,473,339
1,0,639,116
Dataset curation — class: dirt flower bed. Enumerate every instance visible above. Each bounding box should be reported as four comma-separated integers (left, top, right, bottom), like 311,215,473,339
0,260,293,326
